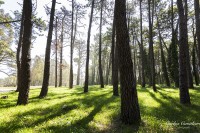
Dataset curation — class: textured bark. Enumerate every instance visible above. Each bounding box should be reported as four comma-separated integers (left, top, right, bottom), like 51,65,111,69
39,0,56,98
99,0,104,88
84,0,95,92
115,0,141,124
111,2,119,96
156,16,170,87
139,0,145,88
194,0,200,76
177,0,191,104
16,5,25,92
184,0,193,88
55,17,58,88
17,0,32,105
148,0,156,91
69,0,74,89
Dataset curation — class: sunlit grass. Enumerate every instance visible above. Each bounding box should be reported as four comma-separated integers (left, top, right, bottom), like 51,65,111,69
0,85,200,133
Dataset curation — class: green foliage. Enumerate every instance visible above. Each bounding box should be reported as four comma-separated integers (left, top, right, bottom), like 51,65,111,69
1,85,200,132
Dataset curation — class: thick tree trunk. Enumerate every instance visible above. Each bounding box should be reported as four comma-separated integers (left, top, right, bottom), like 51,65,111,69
84,0,95,92
69,0,74,89
148,0,156,91
184,0,193,88
177,0,191,104
16,6,25,92
99,0,104,88
115,0,141,124
17,0,32,105
39,0,56,98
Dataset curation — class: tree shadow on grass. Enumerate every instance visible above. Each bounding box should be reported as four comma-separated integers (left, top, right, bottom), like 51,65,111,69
145,89,200,133
45,94,121,133
0,91,114,133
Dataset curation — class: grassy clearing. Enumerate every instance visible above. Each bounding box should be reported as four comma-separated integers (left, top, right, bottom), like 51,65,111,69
0,85,200,133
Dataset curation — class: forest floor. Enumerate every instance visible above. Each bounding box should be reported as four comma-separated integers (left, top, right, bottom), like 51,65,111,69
0,85,200,133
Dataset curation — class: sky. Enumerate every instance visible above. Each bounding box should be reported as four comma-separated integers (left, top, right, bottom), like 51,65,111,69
0,0,97,78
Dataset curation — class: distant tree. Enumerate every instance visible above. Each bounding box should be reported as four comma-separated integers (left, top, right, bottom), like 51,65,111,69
17,0,32,105
115,0,141,124
39,0,56,98
177,0,190,104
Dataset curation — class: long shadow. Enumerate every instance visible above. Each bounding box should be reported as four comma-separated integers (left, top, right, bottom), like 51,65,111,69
145,89,200,132
45,94,118,133
0,90,113,133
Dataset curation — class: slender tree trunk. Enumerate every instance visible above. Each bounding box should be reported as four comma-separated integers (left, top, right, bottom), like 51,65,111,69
69,0,74,89
177,0,191,104
39,0,56,98
17,0,32,105
16,5,25,92
156,16,170,87
148,0,156,91
115,0,141,124
55,17,58,88
139,0,145,88
194,0,200,78
99,0,104,88
59,15,66,87
84,0,95,92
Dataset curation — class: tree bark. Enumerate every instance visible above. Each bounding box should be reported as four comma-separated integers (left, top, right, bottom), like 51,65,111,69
194,0,200,78
115,0,141,124
148,0,156,91
99,0,104,88
16,5,25,92
69,0,74,89
55,17,58,88
139,0,145,88
84,0,95,92
17,0,32,105
177,0,191,104
39,0,56,98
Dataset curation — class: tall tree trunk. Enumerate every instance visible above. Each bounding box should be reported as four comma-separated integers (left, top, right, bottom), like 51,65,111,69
17,0,32,105
194,0,200,79
156,16,170,87
139,0,145,88
112,2,119,96
84,0,95,92
55,17,58,88
99,0,104,88
69,0,74,89
59,15,66,87
184,0,193,88
39,0,56,98
115,0,141,124
192,21,199,86
16,5,25,92
177,0,191,104
148,0,156,91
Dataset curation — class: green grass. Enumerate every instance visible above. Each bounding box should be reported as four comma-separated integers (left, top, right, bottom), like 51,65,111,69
0,85,200,133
